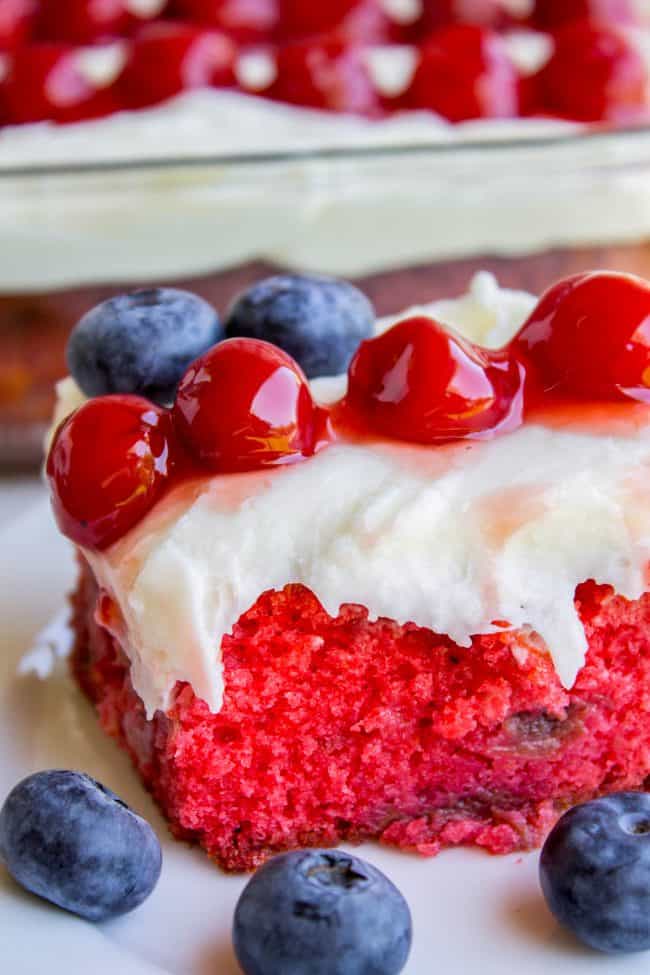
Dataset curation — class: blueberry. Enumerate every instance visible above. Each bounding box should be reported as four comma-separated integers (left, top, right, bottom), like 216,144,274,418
232,849,412,975
225,274,375,378
0,770,162,922
540,792,650,952
67,288,222,404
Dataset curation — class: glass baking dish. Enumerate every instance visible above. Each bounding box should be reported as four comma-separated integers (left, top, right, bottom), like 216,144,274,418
3,122,650,467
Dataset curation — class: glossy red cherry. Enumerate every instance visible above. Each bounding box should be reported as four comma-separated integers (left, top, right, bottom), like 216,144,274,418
0,0,36,52
266,37,380,115
46,396,177,550
118,22,237,109
531,0,637,30
277,0,389,43
510,272,650,404
169,0,279,43
346,316,525,444
403,24,519,121
173,338,326,471
1,44,119,124
534,20,647,122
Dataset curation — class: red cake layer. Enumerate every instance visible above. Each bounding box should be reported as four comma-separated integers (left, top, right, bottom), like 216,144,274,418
71,558,650,872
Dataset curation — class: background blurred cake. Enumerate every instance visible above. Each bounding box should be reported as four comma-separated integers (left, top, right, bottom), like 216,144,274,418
3,0,650,464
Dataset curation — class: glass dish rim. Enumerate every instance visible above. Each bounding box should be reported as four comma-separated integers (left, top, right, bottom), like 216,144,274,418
3,120,650,179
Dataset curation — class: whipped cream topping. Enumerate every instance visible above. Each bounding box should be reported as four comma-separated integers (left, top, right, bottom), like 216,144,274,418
50,274,650,717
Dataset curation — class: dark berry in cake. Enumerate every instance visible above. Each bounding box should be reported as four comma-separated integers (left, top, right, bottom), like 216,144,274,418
233,849,412,975
225,274,375,378
67,287,222,404
0,771,162,922
540,792,650,952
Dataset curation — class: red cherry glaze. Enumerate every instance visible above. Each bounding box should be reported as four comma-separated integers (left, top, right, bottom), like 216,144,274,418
173,338,327,472
345,316,525,444
266,37,380,115
413,0,514,37
534,20,648,123
0,0,36,52
36,0,136,45
46,395,177,550
277,0,389,43
277,0,358,38
118,22,237,109
403,24,519,121
510,272,650,404
1,43,119,124
531,0,637,31
169,0,279,43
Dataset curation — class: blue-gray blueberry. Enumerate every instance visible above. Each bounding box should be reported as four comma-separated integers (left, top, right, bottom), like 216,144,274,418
540,792,650,953
233,848,412,975
0,770,162,921
225,274,375,378
67,287,222,404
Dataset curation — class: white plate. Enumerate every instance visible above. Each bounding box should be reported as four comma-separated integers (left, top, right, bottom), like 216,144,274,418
0,501,645,975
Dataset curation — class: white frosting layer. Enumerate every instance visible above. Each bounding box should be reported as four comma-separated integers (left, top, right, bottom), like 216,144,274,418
2,33,650,289
51,274,650,717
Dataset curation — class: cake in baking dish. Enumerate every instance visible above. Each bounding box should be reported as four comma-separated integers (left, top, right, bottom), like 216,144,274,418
46,269,650,871
5,1,650,465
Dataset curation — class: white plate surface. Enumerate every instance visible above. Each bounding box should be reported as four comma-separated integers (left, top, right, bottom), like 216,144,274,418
0,501,646,975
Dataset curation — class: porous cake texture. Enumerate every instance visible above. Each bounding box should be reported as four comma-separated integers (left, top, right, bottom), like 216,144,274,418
72,559,650,872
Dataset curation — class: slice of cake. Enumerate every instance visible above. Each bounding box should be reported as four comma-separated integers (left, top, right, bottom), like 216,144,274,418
46,270,650,871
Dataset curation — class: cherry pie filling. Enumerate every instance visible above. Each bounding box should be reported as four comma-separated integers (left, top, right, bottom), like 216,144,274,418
47,270,650,551
1,2,648,124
